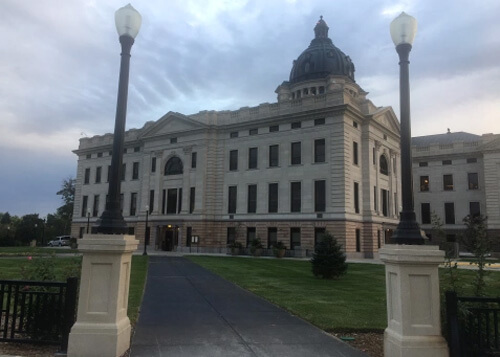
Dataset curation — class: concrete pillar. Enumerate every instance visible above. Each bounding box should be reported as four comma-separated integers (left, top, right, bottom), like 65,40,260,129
68,234,139,357
379,245,448,357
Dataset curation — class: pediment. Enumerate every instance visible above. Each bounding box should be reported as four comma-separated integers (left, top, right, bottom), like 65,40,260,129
139,112,208,139
370,107,400,134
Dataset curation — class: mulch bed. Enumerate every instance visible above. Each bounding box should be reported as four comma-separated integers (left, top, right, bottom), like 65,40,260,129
331,331,384,357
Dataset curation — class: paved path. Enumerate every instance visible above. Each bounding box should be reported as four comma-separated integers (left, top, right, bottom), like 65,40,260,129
130,256,367,357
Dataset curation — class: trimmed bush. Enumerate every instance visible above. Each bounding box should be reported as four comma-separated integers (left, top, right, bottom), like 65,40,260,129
311,232,347,279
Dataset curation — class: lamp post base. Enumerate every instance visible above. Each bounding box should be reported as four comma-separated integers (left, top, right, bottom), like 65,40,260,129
390,210,426,245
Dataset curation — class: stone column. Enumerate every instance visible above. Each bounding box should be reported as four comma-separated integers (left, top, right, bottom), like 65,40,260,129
68,234,139,357
379,245,448,357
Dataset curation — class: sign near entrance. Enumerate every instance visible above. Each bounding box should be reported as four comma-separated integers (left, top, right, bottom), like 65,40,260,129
191,235,199,244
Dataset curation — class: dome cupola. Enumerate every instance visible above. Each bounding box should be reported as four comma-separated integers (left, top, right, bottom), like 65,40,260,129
289,16,355,84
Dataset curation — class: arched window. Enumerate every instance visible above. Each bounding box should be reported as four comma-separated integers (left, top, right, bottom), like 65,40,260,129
379,155,388,176
164,156,183,175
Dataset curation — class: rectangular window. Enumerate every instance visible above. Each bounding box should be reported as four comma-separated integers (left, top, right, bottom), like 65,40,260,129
290,182,301,212
468,173,479,190
229,150,238,171
170,137,177,144
86,154,91,159
186,227,192,247
191,152,197,168
314,228,326,247
314,118,325,126
97,152,102,158
314,180,326,212
442,160,452,165
445,202,455,224
420,176,429,191
149,190,154,214
121,163,126,181
228,186,237,214
247,184,257,213
95,166,102,183
130,193,137,216
353,121,358,128
290,227,301,249
470,202,480,217
291,142,301,165
230,131,238,138
314,139,326,163
178,188,182,213
353,141,358,165
162,189,166,214
374,186,377,211
421,203,431,224
120,193,124,213
381,189,388,217
134,146,140,152
249,128,258,135
227,227,236,245
82,196,88,217
248,147,258,169
269,145,279,167
268,227,277,248
269,125,279,132
190,187,195,213
246,227,256,247
107,165,111,182
372,148,376,165
92,195,99,217
467,158,477,163
356,229,361,252
443,174,454,191
419,161,428,167
151,157,156,173
354,182,360,213
291,121,301,129
132,162,139,180
84,168,90,184
167,189,177,214
268,183,278,213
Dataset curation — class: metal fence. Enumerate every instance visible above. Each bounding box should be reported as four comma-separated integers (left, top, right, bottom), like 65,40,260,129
0,277,78,352
446,290,500,356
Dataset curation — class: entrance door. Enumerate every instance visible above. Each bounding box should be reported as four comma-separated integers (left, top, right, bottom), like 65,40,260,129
164,229,174,251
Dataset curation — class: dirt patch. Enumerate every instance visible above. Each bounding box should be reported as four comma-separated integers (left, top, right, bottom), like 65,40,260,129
0,342,58,357
331,331,384,357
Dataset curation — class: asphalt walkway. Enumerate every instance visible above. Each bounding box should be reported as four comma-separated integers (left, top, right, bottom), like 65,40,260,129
130,256,367,357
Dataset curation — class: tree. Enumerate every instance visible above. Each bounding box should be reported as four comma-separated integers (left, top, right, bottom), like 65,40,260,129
14,214,43,246
311,231,348,279
56,177,75,234
461,214,491,296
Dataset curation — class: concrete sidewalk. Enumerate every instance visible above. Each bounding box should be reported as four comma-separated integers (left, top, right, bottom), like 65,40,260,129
130,256,367,357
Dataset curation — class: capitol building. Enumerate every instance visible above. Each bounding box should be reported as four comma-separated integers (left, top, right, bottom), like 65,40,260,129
71,17,403,258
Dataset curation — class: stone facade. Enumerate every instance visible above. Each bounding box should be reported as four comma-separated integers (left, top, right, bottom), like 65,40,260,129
71,18,401,258
412,131,500,252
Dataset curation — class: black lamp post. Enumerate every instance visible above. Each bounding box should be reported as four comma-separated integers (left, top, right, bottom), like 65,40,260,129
143,205,149,256
96,4,142,234
389,12,425,245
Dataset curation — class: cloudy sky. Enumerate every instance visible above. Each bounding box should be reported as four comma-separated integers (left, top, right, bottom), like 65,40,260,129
1,0,500,218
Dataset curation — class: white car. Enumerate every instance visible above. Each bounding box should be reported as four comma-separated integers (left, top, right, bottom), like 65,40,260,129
48,236,71,247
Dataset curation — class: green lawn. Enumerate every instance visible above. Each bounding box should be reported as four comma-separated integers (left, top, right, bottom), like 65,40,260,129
187,256,500,332
0,254,148,324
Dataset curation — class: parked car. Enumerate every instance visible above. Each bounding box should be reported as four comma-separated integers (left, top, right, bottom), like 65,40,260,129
47,235,71,247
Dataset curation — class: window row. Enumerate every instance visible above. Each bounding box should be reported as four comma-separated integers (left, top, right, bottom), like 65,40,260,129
227,181,326,214
418,157,478,167
419,173,479,192
84,162,141,184
83,153,198,184
81,187,196,218
229,140,326,171
229,118,326,139
420,201,481,225
226,226,328,250
84,146,142,160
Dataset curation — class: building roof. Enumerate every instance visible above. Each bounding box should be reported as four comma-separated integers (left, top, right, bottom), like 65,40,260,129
289,17,355,84
412,131,481,147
